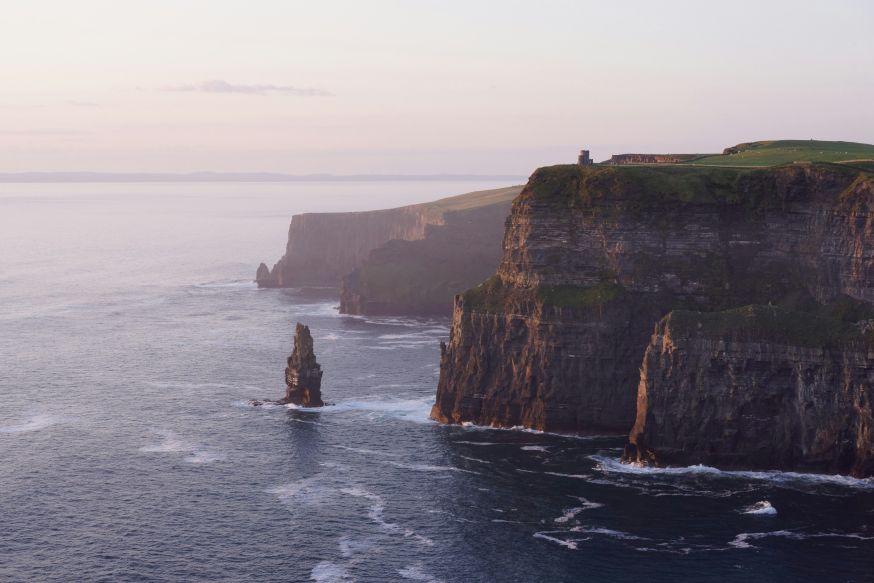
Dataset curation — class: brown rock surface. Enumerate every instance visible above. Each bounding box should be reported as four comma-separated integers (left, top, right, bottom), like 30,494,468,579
433,163,874,439
623,306,874,477
283,323,324,407
256,185,521,290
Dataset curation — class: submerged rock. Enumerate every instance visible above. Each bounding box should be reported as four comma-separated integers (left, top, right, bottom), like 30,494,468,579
283,323,324,407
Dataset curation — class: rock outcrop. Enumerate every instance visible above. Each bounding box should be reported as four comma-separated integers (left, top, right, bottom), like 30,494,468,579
256,185,521,291
433,162,874,447
283,323,324,407
623,305,874,477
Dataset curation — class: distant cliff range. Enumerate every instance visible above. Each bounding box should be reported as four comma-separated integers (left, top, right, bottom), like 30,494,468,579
257,185,522,316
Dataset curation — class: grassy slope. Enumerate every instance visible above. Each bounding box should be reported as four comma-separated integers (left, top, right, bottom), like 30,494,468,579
688,140,874,167
421,184,523,213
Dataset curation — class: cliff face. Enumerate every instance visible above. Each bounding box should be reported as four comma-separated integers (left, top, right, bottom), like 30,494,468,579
624,307,874,477
339,198,515,316
433,163,874,437
257,206,441,288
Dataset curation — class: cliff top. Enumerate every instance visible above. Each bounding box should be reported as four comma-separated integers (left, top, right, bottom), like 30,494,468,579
687,140,874,167
526,161,872,210
423,184,523,213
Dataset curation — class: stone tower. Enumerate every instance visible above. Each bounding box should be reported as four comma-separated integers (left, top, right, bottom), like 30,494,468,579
578,149,593,166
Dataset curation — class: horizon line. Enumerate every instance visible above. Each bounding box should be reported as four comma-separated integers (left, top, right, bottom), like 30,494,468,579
0,171,528,184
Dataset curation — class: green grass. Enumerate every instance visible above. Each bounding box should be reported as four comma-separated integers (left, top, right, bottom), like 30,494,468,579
422,185,523,213
536,281,625,309
462,276,626,312
667,296,874,349
688,140,874,167
526,161,869,215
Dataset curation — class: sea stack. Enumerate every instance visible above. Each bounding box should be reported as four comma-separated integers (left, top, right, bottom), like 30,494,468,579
283,323,324,407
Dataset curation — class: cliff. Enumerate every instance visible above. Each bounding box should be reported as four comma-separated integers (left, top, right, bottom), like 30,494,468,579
256,185,521,289
624,304,874,477
432,161,874,441
339,196,515,316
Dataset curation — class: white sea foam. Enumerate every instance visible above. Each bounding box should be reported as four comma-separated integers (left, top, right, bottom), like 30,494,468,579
184,450,227,464
742,501,777,515
544,472,591,479
591,455,874,490
398,565,445,583
729,529,874,549
458,421,614,441
0,413,66,434
453,440,500,446
569,526,646,541
293,396,434,423
139,431,189,454
533,532,580,550
341,487,434,546
337,536,371,558
385,461,480,475
333,445,400,457
139,430,224,464
458,455,492,464
310,561,354,582
521,445,549,452
554,497,604,523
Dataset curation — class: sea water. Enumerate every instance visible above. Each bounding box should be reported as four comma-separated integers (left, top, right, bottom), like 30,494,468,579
1,181,873,582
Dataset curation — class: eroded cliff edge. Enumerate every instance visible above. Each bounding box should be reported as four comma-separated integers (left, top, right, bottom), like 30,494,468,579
432,162,874,449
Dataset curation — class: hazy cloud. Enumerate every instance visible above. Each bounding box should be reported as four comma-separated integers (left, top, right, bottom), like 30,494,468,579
162,80,331,97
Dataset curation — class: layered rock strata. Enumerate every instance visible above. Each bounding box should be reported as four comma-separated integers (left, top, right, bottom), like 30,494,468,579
283,323,324,407
433,162,874,440
256,185,521,290
623,306,874,477
339,198,514,316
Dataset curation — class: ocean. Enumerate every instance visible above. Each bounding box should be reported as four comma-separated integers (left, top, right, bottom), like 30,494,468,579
1,181,873,583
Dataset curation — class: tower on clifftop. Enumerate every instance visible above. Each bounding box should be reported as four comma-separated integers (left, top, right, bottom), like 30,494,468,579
578,149,593,166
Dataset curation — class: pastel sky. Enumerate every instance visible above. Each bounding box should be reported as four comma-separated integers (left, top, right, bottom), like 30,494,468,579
1,0,872,174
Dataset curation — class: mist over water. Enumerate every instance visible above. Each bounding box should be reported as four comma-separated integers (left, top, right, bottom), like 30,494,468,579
2,181,873,582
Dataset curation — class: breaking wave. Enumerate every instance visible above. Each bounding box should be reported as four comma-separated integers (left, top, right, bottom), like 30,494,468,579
741,501,777,515
591,455,874,490
291,396,434,423
730,529,874,549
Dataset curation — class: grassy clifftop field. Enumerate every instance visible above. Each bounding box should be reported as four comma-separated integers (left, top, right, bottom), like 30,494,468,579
687,140,874,167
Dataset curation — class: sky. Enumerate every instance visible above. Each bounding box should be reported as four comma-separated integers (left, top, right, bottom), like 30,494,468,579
1,0,872,175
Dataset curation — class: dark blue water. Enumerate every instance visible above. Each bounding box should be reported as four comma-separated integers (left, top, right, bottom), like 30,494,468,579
2,182,874,583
